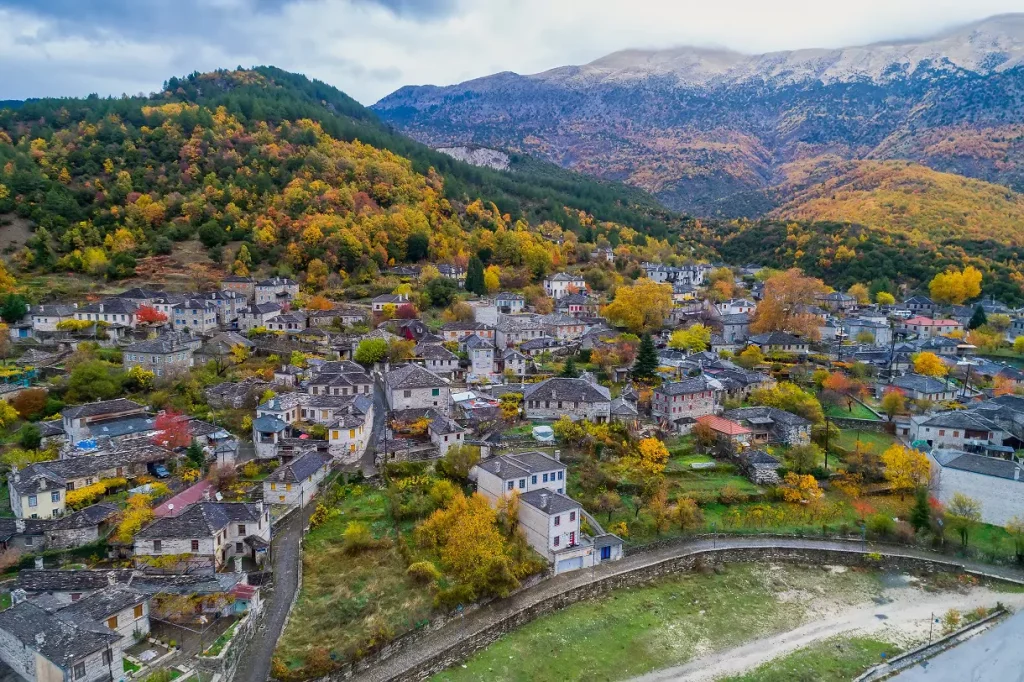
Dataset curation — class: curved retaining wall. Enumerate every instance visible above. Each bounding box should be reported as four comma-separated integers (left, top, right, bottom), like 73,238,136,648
323,541,1023,682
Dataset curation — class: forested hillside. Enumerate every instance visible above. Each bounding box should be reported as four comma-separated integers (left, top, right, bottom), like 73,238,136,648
0,68,692,288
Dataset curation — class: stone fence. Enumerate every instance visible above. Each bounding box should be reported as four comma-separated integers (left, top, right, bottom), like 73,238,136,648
316,540,1024,682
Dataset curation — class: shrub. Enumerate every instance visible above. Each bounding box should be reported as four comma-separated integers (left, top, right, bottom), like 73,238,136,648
406,560,442,584
867,513,896,536
718,483,748,505
342,521,375,554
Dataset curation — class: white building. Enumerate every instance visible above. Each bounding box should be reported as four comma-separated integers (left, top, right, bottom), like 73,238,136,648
542,272,586,301
930,450,1024,526
384,364,450,411
263,452,332,507
134,502,271,572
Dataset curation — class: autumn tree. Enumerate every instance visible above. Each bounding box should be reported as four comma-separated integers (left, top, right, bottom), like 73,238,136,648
847,283,870,305
669,323,711,353
136,305,167,325
875,291,896,306
354,338,388,366
946,493,982,547
674,497,704,532
1006,516,1024,563
880,387,907,421
750,269,828,340
152,410,192,449
822,371,868,413
929,266,983,306
880,444,930,499
483,265,501,293
603,279,673,333
779,472,823,503
623,437,670,477
306,294,334,311
442,302,474,323
593,490,623,523
735,345,765,369
750,382,824,424
692,421,718,453
912,351,948,378
9,388,47,420
437,444,481,481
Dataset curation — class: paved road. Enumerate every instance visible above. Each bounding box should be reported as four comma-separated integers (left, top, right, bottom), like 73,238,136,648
890,610,1024,682
233,502,316,682
348,537,1024,682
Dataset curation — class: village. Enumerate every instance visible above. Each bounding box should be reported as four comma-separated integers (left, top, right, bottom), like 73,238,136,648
0,259,1021,682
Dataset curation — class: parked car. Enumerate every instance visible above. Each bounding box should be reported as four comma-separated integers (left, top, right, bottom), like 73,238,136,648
149,463,170,479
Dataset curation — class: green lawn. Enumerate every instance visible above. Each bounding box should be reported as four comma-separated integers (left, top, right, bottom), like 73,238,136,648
274,484,433,676
0,592,11,610
201,621,238,657
431,564,882,682
826,402,880,421
834,429,898,455
123,658,141,674
721,636,900,682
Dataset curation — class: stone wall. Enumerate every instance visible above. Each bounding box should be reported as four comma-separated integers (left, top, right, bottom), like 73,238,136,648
347,545,1022,682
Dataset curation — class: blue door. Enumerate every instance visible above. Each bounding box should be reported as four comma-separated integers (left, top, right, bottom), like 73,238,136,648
600,546,611,561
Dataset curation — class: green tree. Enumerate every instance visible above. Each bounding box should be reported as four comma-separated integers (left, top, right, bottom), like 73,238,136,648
631,333,659,381
560,356,580,378
438,444,481,481
946,493,982,547
406,232,429,261
186,440,205,470
0,294,28,323
354,338,389,366
968,305,987,330
464,256,486,295
16,424,41,450
66,360,123,402
424,277,459,308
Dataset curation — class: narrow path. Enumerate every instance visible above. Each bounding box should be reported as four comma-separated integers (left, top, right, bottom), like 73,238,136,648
891,610,1024,681
234,501,317,682
348,537,1024,682
632,588,1024,682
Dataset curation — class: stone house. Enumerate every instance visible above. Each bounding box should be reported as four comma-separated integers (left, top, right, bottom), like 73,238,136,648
74,298,139,329
62,399,147,442
696,415,753,454
911,411,1005,450
265,312,307,334
930,449,1024,526
523,377,611,423
717,298,757,315
426,409,467,456
501,348,529,377
414,342,460,377
0,600,123,682
252,415,289,460
195,290,247,326
122,335,194,378
845,318,892,347
748,331,809,356
901,316,963,338
221,274,257,299
436,264,466,286
29,304,77,332
496,315,547,348
371,293,408,313
543,272,586,300
44,503,120,550
495,292,525,315
555,293,599,318
904,295,937,316
263,452,332,507
48,584,150,647
0,518,50,553
465,335,495,379
651,377,717,431
717,313,751,343
816,292,857,312
255,277,299,305
205,377,270,409
440,321,495,343
880,374,958,402
327,400,375,458
172,298,219,334
722,407,812,447
238,302,282,331
134,502,271,572
384,364,450,411
475,451,567,502
307,360,373,397
540,313,587,340
738,449,782,485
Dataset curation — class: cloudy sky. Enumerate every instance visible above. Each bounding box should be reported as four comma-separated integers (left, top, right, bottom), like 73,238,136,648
1,0,1021,104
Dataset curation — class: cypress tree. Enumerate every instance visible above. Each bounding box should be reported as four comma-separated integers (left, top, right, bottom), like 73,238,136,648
632,333,659,381
465,256,486,295
968,305,987,330
560,356,579,378
910,486,931,532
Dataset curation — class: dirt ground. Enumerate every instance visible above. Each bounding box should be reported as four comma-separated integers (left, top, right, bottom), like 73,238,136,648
631,567,1024,682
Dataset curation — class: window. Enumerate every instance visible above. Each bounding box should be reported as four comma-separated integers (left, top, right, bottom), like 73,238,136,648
553,536,559,547
28,495,37,507
71,593,81,602
103,649,113,666
518,479,525,489
285,484,292,491
153,540,162,552
531,475,537,484
557,471,564,480
554,515,561,526
191,540,199,552
403,390,412,398
24,536,33,547
238,524,246,535
74,663,86,680
107,615,118,628
349,429,355,438
570,511,576,522
270,483,276,491
134,604,144,619
51,491,60,503
542,473,549,483
507,481,514,491
432,388,440,397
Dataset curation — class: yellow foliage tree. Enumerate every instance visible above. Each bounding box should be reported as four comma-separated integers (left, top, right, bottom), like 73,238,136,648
483,265,501,293
929,266,983,305
750,269,827,340
779,472,823,503
602,279,672,334
912,351,948,377
876,291,896,305
880,444,931,499
847,283,870,305
668,324,711,353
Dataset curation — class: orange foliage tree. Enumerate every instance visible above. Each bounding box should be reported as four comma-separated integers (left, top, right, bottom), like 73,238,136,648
750,269,828,340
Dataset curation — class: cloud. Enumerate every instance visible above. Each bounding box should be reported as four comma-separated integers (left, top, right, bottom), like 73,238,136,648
0,0,1021,104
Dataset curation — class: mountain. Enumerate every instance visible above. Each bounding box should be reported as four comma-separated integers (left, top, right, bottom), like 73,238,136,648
373,14,1024,217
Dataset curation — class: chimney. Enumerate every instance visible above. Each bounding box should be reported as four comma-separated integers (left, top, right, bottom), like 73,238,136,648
15,519,25,533
107,571,117,586
1015,466,1020,482
35,632,45,647
554,450,561,462
540,492,549,510
11,589,26,605
234,556,243,574
203,489,211,501
34,556,43,569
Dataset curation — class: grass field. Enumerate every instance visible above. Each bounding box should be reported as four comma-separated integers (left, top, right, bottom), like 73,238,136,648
721,636,899,682
834,429,898,455
431,564,882,682
274,485,432,675
826,402,881,421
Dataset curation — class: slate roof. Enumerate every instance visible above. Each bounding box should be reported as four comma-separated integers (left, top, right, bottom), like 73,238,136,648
63,398,144,420
441,321,494,331
77,298,139,315
136,502,263,540
919,411,1000,432
749,331,807,346
252,415,288,433
49,503,120,530
523,377,610,403
12,445,172,495
415,343,458,361
243,302,282,315
0,518,51,541
0,601,120,667
546,272,584,282
890,373,951,394
51,584,146,622
719,313,751,324
610,397,638,416
385,364,447,390
519,489,579,515
933,450,1024,481
656,376,713,396
722,406,811,427
744,449,781,466
257,277,297,287
476,451,564,479
266,451,332,484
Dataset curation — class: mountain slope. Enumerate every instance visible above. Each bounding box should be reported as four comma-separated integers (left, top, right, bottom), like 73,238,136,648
373,14,1024,217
